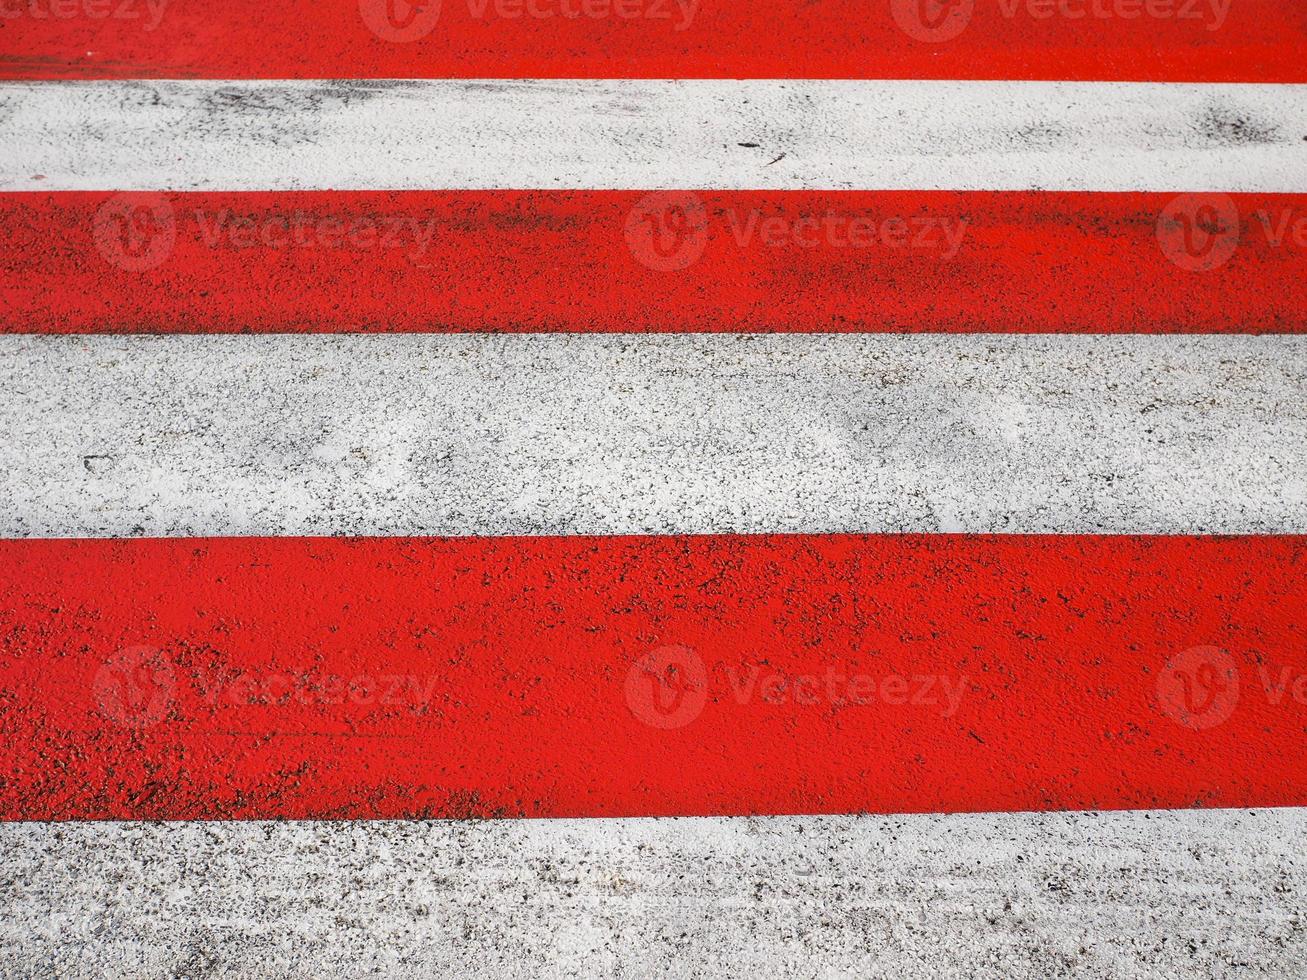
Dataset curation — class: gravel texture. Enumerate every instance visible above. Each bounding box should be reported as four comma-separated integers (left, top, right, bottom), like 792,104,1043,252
2,333,1304,538
1,810,1303,979
2,79,1304,191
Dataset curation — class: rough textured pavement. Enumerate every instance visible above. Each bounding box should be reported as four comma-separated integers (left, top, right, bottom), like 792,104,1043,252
3,80,1304,192
0,810,1303,979
3,333,1304,538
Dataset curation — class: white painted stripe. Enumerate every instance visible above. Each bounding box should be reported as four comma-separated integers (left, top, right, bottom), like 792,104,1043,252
1,810,1302,978
2,334,1303,538
1,80,1304,192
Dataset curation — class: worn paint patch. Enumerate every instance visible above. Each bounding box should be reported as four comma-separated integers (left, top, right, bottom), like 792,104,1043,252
1,0,1303,82
2,80,1305,192
1,534,1304,819
3,190,1305,333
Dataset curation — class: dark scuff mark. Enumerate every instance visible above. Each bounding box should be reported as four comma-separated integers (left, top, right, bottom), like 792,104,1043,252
1194,102,1283,146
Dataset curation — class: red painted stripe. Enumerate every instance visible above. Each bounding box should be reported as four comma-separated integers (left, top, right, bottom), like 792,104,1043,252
1,535,1304,820
4,190,1304,334
1,0,1302,82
